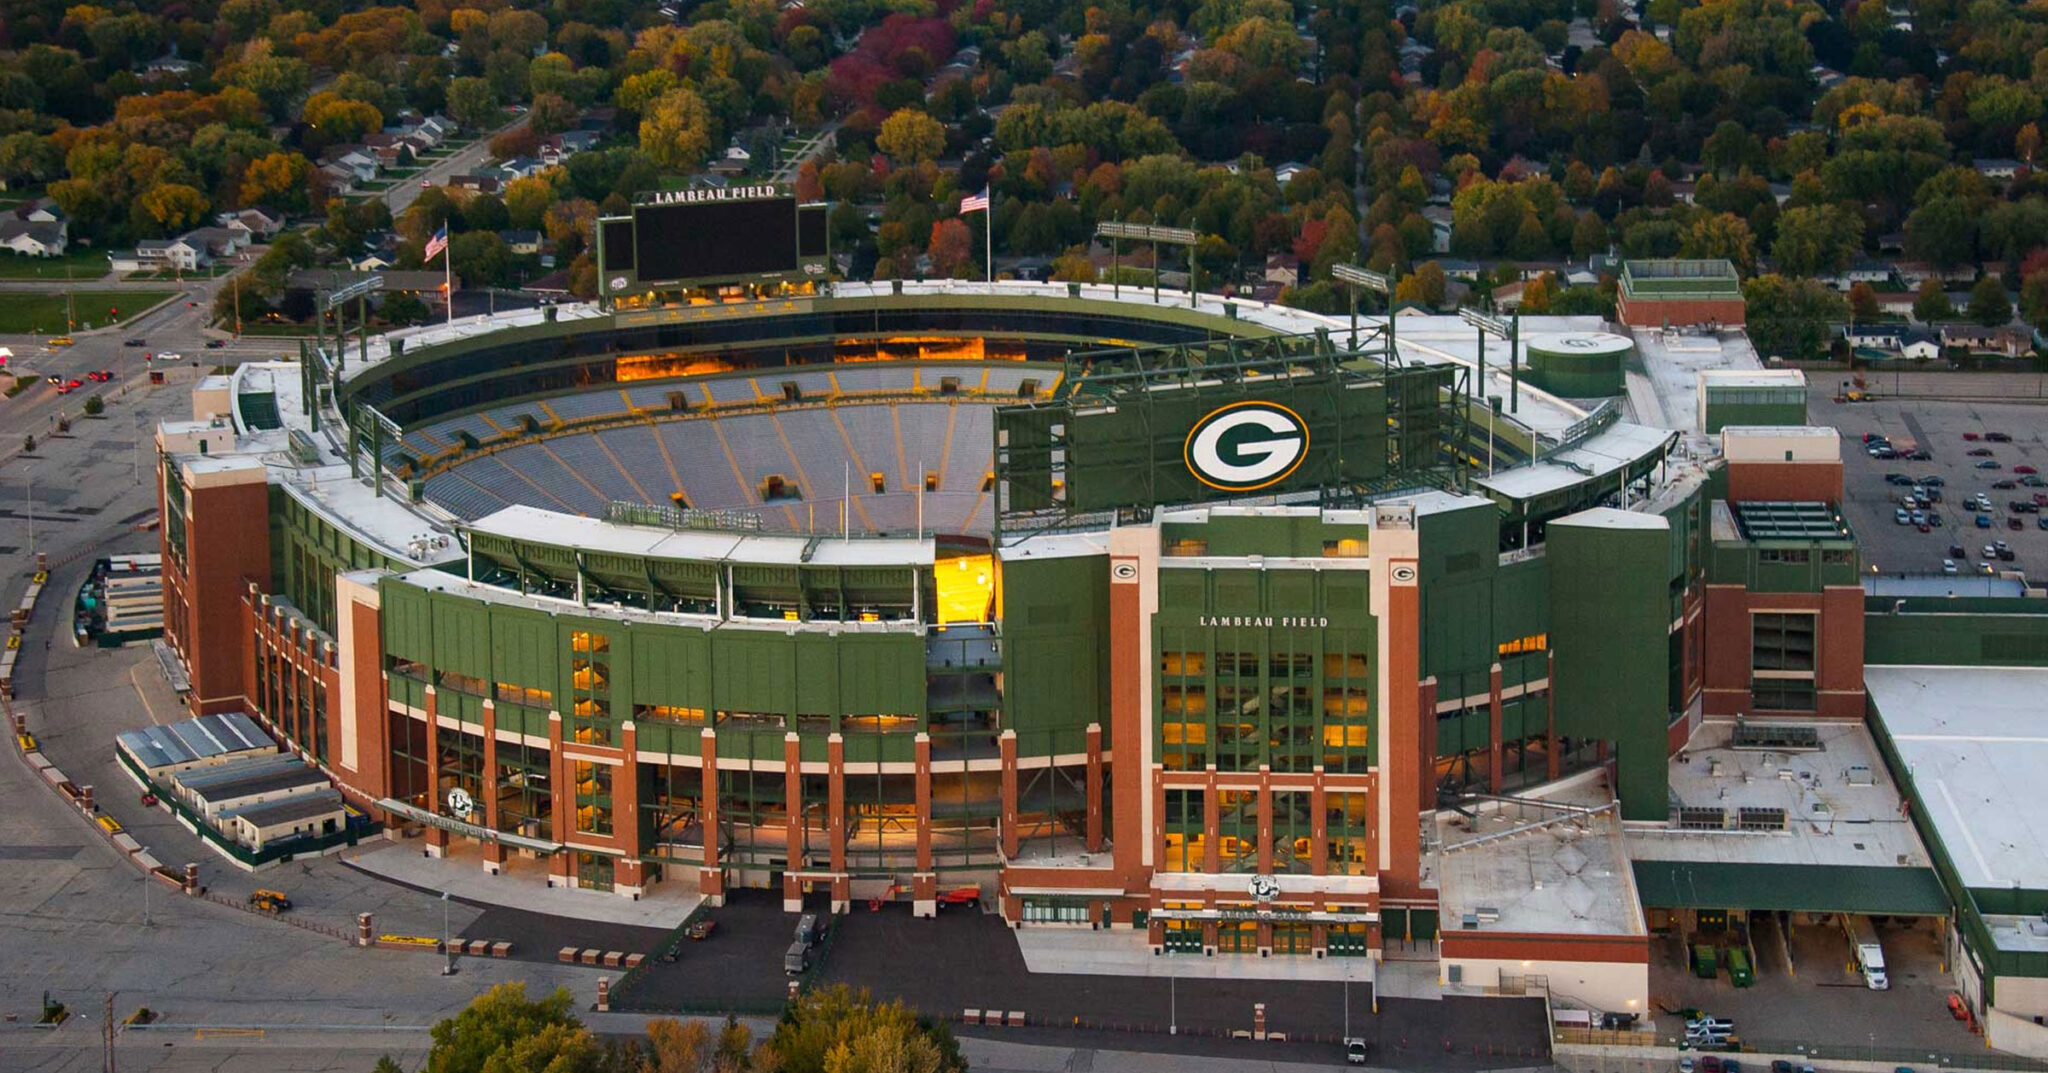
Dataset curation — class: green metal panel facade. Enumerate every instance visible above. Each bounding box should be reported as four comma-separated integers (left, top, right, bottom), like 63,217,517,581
271,486,416,635
1631,861,1949,915
1702,398,1807,434
1865,605,2048,666
1524,348,1625,398
1548,512,1671,819
998,553,1112,757
378,576,929,763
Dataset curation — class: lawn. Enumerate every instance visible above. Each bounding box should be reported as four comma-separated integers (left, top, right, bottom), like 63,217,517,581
0,289,177,334
0,248,114,281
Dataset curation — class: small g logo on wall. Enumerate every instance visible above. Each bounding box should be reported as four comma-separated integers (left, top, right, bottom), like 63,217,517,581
609,276,629,291
446,787,475,822
1111,562,1139,582
1390,564,1418,584
1184,401,1310,492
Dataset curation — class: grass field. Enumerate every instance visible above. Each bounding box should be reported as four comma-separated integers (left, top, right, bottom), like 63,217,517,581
0,249,113,281
0,289,176,334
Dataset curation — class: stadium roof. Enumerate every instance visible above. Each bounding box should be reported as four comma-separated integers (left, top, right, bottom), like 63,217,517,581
467,504,938,566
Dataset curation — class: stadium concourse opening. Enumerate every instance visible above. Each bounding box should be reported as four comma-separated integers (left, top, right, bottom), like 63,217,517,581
154,279,1876,1015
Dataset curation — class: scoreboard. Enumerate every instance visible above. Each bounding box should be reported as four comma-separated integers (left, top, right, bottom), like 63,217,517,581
599,185,829,294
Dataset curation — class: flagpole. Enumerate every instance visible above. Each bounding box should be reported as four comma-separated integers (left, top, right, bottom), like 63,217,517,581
442,238,452,326
985,191,992,287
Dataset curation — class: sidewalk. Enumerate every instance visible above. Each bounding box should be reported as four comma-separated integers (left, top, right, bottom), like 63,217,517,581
345,839,700,930
1015,927,1381,984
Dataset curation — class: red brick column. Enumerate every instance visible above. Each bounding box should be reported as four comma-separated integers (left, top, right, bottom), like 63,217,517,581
783,732,803,911
1084,723,1104,853
480,699,504,873
1310,780,1328,874
999,730,1019,859
614,721,642,896
1546,652,1561,780
699,727,723,905
547,711,573,887
1488,662,1505,794
827,733,848,913
1416,678,1437,814
914,733,935,916
1202,769,1220,873
422,687,447,857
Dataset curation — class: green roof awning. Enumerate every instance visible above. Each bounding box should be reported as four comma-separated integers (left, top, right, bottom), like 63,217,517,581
1633,861,1951,916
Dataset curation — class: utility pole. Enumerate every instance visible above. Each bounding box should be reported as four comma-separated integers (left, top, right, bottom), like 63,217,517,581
25,472,34,563
103,991,114,1073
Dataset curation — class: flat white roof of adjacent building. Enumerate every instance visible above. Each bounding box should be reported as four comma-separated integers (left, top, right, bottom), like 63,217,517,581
1431,770,1646,937
1473,421,1678,500
466,504,935,566
1699,369,1806,388
1551,505,1669,530
1625,719,1931,871
1865,665,2048,891
1627,328,1766,433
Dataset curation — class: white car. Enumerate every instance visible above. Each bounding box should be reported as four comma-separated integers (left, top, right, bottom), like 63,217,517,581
1944,559,1959,574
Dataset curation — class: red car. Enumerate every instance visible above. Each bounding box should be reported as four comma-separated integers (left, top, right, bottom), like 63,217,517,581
55,379,82,394
86,370,113,382
2017,465,2038,474
1964,432,1981,441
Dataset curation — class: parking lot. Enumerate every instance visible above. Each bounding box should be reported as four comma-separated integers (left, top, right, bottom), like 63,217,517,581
1811,382,2048,579
613,893,1550,1069
1648,913,1978,1057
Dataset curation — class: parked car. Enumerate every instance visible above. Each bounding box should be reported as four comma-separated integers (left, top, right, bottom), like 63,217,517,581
1950,543,1967,558
1923,475,1946,486
1345,1039,1368,1065
1926,513,1943,527
1987,432,2013,442
1885,473,1913,485
2011,517,2024,530
122,338,146,347
1970,448,1995,456
2017,465,2039,475
1994,480,2019,489
1964,432,1982,441
1906,448,1933,460
2025,476,2048,487
1977,515,1993,528
1701,1057,1724,1073
1895,508,1910,525
1978,460,2003,469
1944,559,1959,574
204,339,227,349
687,919,716,940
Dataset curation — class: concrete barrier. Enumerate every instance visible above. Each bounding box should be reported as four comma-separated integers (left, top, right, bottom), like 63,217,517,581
1005,1011,1025,1027
962,1010,981,1025
558,946,579,963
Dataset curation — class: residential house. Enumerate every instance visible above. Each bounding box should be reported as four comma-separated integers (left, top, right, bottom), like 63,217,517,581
498,230,543,256
1941,324,2030,357
448,173,502,195
1821,258,1893,291
1840,323,1903,350
1900,325,1941,360
216,208,285,242
1262,253,1302,288
0,218,67,257
1974,159,2025,182
321,146,380,184
1892,261,1976,288
131,236,209,271
144,49,200,78
317,163,358,196
1274,162,1308,185
350,251,394,272
1493,279,1529,310
540,130,598,167
1435,258,1483,282
16,201,65,225
1420,207,1454,254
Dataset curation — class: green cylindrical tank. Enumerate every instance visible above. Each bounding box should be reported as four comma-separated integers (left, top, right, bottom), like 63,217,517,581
1522,331,1633,398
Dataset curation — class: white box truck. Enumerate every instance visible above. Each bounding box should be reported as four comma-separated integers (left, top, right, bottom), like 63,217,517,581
1844,915,1888,990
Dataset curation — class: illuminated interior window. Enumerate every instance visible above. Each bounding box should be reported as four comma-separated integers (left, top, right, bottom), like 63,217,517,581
934,553,994,624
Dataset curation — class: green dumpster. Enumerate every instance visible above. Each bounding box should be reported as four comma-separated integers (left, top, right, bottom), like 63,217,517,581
1692,944,1719,979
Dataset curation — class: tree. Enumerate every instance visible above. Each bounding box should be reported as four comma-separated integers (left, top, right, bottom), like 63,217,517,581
1744,274,1849,361
529,93,579,137
1678,213,1757,276
1848,281,1881,321
83,395,104,416
927,218,973,278
1913,278,1952,322
1968,277,2013,327
766,986,964,1073
2022,271,2048,329
449,231,514,288
240,153,313,210
1770,205,1863,278
641,1019,713,1073
304,92,384,144
640,87,714,172
446,77,499,130
1394,261,1447,308
504,177,556,232
133,184,211,235
877,108,946,165
422,984,583,1073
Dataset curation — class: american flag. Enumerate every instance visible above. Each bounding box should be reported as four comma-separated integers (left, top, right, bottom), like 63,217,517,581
424,225,448,262
959,187,990,214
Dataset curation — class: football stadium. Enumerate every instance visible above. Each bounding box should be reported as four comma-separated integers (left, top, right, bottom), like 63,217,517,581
155,193,1884,1013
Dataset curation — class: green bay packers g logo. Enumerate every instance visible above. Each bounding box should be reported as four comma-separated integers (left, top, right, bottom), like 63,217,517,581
1184,401,1310,492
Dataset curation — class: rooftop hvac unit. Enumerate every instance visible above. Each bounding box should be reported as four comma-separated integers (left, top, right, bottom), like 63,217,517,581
1845,765,1875,787
1475,907,1501,923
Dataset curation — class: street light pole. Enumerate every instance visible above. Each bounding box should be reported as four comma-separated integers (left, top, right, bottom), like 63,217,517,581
1168,971,1176,1035
441,890,454,975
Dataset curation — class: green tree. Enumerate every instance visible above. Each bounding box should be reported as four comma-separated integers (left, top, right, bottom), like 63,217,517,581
1968,276,2012,326
1848,281,1881,321
83,395,104,416
639,87,714,172
1769,205,1863,278
449,231,514,288
877,108,946,165
446,77,499,130
2022,272,2048,329
1744,274,1849,361
422,984,582,1073
1913,278,1953,322
767,986,964,1073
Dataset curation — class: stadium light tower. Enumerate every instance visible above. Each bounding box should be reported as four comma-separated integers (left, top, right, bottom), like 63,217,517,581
1096,221,1200,308
1331,263,1394,353
1459,305,1520,413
